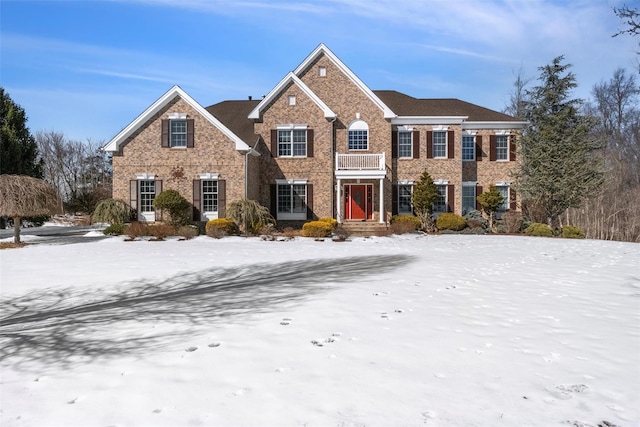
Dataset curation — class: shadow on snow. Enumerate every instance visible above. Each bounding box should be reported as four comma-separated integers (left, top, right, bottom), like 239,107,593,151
0,254,412,370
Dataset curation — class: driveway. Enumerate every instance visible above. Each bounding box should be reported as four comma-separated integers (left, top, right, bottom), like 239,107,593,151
0,225,109,245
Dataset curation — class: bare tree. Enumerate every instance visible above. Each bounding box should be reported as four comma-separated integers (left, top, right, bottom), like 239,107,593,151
503,65,532,119
0,175,61,243
613,4,640,72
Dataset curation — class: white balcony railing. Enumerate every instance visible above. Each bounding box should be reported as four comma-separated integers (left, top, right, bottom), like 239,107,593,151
336,153,385,170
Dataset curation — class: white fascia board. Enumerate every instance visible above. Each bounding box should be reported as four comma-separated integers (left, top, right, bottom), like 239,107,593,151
103,85,251,153
248,72,336,120
391,116,468,125
294,43,396,119
463,121,529,130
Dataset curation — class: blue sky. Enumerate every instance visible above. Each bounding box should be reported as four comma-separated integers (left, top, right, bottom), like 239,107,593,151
1,0,637,143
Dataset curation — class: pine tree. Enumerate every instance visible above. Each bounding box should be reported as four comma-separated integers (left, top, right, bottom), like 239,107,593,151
412,170,439,232
0,88,43,177
476,185,504,230
515,56,604,231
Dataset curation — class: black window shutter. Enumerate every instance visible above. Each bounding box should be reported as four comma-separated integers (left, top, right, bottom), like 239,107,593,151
489,135,497,161
161,120,170,148
154,180,163,221
307,129,314,158
509,135,516,161
306,184,314,220
271,130,278,157
447,184,455,213
426,131,433,158
510,188,517,210
193,179,201,221
392,185,398,215
218,180,226,218
130,180,138,220
187,119,195,148
270,184,277,218
447,131,455,159
476,185,483,211
413,130,420,159
476,135,483,161
391,131,398,159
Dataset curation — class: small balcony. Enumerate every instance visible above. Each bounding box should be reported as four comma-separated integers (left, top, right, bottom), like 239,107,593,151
335,153,386,179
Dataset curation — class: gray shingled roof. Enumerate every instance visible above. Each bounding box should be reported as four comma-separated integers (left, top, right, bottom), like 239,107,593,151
373,90,520,122
206,100,260,144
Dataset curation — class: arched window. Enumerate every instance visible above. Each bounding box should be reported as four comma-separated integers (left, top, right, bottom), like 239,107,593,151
348,119,369,150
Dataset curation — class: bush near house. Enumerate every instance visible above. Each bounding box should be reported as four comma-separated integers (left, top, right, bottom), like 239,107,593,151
93,198,130,225
525,222,553,237
502,211,524,234
562,225,586,239
103,223,126,236
318,217,338,228
390,215,421,234
125,221,150,239
205,218,239,238
301,220,333,238
436,213,467,231
153,190,191,226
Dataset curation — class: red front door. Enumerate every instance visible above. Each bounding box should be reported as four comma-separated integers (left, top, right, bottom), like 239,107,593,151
345,185,372,220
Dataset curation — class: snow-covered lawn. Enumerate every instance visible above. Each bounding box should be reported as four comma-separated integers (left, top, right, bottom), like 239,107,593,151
1,234,638,427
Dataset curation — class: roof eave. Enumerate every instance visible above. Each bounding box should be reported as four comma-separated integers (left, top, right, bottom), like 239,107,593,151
391,116,468,125
463,121,529,129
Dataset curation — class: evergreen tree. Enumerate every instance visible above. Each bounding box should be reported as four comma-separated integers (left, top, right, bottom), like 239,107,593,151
412,170,439,232
0,88,43,177
476,185,504,231
516,56,604,231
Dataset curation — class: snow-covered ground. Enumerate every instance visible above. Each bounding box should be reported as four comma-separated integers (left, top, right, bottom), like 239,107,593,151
1,233,638,427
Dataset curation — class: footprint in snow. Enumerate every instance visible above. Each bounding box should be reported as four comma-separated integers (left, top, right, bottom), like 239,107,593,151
546,384,589,400
208,342,221,348
280,317,292,325
185,346,198,352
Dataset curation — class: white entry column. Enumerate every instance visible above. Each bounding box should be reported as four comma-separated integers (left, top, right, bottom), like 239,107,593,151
336,178,342,223
379,178,384,223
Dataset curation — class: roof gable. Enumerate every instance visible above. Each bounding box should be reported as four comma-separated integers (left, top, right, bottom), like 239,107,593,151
295,44,396,119
248,72,336,120
103,85,251,153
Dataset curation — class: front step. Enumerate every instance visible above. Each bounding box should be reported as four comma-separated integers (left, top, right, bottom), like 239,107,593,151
339,221,390,237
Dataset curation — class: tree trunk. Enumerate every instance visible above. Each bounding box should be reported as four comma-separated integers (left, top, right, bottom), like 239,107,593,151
13,216,21,244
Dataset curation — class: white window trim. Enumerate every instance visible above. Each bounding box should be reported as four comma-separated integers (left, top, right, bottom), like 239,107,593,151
277,124,308,130
199,173,220,180
276,179,308,220
432,125,449,131
167,113,187,119
200,173,220,221
433,130,448,159
276,126,308,158
137,177,157,222
495,182,511,211
397,181,414,214
318,66,326,77
136,173,155,180
462,181,477,214
288,95,296,106
398,130,413,159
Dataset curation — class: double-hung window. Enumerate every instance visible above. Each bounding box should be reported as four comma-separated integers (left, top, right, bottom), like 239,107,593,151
462,184,476,214
170,120,187,148
496,185,509,210
433,131,447,158
462,135,475,161
433,184,448,212
278,129,307,157
202,180,218,213
398,184,413,214
398,131,412,158
277,181,307,220
139,180,156,214
496,135,509,161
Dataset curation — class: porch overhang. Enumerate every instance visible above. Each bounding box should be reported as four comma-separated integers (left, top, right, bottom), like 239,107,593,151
335,170,387,179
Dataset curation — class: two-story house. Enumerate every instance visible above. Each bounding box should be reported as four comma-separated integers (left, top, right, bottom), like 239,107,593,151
103,44,527,227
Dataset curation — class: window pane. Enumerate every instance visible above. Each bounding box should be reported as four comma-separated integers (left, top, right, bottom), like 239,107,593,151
292,184,306,213
398,132,412,158
348,130,368,150
292,130,307,157
202,180,218,212
398,184,412,213
462,135,475,161
496,135,508,160
433,131,446,158
462,185,476,214
278,130,291,156
277,185,292,213
171,120,187,147
496,185,509,210
139,180,155,213
433,184,447,212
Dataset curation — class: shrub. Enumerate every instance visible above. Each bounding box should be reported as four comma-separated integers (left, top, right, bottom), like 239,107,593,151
205,218,239,238
390,215,421,230
176,225,198,240
436,213,467,231
103,223,126,236
525,222,553,237
125,221,150,239
149,223,175,240
464,210,488,229
502,211,524,233
318,217,338,228
227,199,275,235
562,225,586,239
332,225,350,241
301,220,333,237
93,198,130,225
280,227,300,239
153,190,191,226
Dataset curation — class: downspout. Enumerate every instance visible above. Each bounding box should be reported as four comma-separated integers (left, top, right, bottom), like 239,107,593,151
330,115,337,221
244,137,261,200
